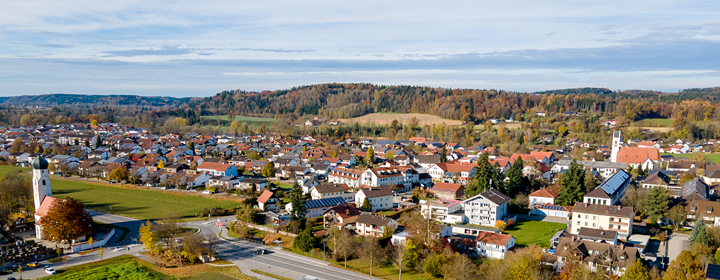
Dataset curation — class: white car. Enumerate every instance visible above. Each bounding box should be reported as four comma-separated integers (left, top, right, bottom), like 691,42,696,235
202,190,211,195
45,267,56,275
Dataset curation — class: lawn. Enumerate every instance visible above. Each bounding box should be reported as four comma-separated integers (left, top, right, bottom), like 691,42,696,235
661,153,720,164
503,219,567,248
0,166,242,221
0,165,29,178
44,255,255,280
637,118,674,126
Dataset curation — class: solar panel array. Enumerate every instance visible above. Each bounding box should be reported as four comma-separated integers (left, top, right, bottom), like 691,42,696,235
599,169,631,196
539,204,566,211
305,197,347,209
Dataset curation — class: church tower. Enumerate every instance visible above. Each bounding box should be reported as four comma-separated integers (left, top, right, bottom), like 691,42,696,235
32,155,52,212
611,131,621,163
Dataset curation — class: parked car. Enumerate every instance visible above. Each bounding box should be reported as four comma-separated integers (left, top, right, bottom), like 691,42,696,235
255,249,266,255
202,190,211,195
44,266,56,275
27,262,38,268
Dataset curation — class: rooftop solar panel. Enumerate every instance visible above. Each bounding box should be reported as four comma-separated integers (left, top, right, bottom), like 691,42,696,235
599,170,631,196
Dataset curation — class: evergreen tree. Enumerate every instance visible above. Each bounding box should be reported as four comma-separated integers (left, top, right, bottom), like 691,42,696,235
464,153,504,197
187,142,195,155
584,169,597,192
293,222,315,252
640,187,669,222
556,160,586,206
361,197,372,211
505,157,524,196
440,147,447,162
95,136,102,148
289,181,306,222
689,217,709,247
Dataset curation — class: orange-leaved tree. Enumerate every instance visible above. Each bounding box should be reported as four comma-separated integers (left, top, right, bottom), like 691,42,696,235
42,197,93,243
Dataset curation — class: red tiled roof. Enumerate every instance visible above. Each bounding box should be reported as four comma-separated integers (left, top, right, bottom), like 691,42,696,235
257,190,276,203
432,182,463,192
476,231,513,246
198,162,233,171
529,188,560,198
616,147,661,164
34,196,60,218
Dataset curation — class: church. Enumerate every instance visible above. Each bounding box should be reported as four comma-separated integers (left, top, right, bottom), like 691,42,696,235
31,155,59,240
610,131,662,170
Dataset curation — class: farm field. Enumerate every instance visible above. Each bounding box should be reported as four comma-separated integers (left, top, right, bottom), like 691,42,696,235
201,115,275,122
339,113,463,126
0,166,241,221
640,126,673,133
636,118,674,126
662,153,720,164
503,219,567,248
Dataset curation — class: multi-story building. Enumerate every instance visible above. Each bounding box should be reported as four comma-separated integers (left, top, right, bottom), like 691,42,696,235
583,169,631,206
359,166,418,187
570,203,634,239
311,184,355,203
354,187,394,211
528,188,560,208
328,167,363,189
426,162,477,184
420,199,465,224
552,160,627,179
553,236,640,276
463,189,510,226
429,182,465,200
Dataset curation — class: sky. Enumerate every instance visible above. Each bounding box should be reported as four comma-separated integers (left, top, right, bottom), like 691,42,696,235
0,1,719,97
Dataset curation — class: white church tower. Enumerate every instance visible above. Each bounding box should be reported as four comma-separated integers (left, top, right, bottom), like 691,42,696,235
32,156,52,239
611,131,621,163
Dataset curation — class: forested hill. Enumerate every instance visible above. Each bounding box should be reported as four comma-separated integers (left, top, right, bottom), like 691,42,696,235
0,94,193,107
189,84,720,121
3,85,720,121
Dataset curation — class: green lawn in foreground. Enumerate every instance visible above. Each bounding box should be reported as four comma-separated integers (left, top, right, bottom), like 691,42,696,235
48,177,242,220
0,166,241,220
44,255,166,280
503,219,567,248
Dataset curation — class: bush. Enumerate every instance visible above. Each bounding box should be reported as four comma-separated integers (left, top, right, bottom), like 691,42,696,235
495,220,507,231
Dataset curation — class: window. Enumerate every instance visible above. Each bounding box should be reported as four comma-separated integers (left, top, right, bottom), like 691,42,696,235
42,179,46,185
584,222,588,226
593,216,596,220
592,223,596,227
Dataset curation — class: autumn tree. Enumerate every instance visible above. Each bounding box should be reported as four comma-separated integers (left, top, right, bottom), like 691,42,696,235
261,162,276,178
109,167,130,182
236,204,256,224
621,259,651,280
157,160,165,169
663,250,704,280
139,220,160,254
668,205,686,230
366,146,375,165
360,236,383,276
389,244,408,280
42,197,93,243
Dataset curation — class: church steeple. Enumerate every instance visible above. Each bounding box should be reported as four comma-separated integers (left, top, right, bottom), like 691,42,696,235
32,156,52,213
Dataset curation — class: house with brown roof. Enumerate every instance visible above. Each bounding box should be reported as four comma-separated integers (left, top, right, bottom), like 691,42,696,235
257,190,279,211
328,167,363,189
475,231,515,259
429,182,465,200
426,161,477,184
323,204,361,229
311,184,355,203
570,203,634,239
355,213,399,237
614,147,662,170
529,188,560,207
354,186,394,211
552,236,640,276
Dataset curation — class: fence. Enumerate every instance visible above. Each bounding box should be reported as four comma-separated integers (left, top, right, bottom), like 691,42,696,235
71,228,115,253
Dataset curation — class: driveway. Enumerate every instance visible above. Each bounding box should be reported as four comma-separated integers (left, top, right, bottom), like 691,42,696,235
667,233,690,262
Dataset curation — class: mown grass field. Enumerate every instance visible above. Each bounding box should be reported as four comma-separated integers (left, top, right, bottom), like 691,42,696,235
636,118,674,126
0,166,241,221
44,255,255,280
339,113,462,126
503,219,567,248
662,153,720,164
201,115,276,122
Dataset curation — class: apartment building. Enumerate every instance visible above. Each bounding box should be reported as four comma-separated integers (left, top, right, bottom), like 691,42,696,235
420,199,465,224
311,184,355,203
328,167,363,189
570,203,634,239
359,166,418,187
463,189,510,226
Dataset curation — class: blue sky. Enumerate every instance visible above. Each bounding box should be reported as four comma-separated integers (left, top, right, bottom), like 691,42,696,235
0,1,718,97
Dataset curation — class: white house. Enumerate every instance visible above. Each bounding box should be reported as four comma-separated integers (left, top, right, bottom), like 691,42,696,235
475,231,515,259
420,199,466,224
354,187,394,211
463,189,511,226
311,184,355,203
328,167,363,189
528,188,560,208
359,166,419,188
355,213,399,237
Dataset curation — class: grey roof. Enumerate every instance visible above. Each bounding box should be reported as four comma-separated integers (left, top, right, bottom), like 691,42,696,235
556,160,627,169
596,169,631,197
359,186,393,198
479,188,511,205
572,202,633,218
356,213,394,226
305,197,347,209
314,184,346,194
643,172,670,185
578,227,617,242
682,178,710,200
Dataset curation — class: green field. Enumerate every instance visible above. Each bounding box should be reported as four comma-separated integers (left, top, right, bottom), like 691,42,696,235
503,219,567,248
637,118,674,126
0,165,29,178
661,152,720,164
201,115,276,122
0,166,241,221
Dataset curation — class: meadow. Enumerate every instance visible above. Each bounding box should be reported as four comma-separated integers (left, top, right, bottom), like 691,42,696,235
339,113,463,126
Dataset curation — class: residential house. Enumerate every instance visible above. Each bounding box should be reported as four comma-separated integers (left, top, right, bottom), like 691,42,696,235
429,182,465,200
238,178,268,192
463,189,511,226
354,186,394,211
704,170,720,186
420,199,465,224
570,202,634,239
553,236,640,276
355,213,399,237
257,190,279,211
426,162,477,184
528,188,560,207
285,197,347,218
552,160,627,179
328,167,363,189
311,184,355,203
323,204,361,229
359,166,419,188
475,231,515,259
197,162,238,176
